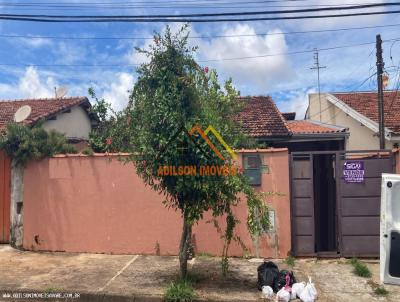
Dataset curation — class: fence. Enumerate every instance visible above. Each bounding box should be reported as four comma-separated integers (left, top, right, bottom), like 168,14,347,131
22,149,290,258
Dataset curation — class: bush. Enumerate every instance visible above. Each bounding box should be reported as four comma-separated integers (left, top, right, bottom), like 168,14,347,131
165,278,196,302
0,123,76,165
349,258,372,278
81,147,94,156
374,286,389,296
284,255,295,267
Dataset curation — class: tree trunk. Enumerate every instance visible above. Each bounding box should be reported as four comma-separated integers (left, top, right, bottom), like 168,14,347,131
179,217,192,278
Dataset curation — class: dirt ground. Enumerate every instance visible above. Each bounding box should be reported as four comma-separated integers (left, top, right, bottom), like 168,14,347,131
1,245,400,301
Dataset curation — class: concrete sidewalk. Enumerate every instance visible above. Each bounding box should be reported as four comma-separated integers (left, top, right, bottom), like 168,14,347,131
1,245,400,302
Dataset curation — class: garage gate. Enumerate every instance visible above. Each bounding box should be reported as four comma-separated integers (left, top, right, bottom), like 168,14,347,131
290,150,394,257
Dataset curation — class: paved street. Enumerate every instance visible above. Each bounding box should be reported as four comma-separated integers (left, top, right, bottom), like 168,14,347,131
1,245,400,301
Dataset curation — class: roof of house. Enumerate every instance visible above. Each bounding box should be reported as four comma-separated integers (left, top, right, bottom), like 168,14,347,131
287,120,347,134
282,112,296,121
0,97,90,130
332,91,400,135
236,96,291,137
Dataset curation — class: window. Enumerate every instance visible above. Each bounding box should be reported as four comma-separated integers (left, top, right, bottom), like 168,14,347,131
243,154,262,186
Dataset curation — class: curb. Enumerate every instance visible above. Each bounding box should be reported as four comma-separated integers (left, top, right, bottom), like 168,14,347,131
0,289,262,302
0,290,160,302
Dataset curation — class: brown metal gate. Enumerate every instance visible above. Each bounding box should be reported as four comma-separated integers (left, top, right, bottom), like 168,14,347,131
0,150,11,243
338,151,393,257
290,153,315,256
290,150,394,257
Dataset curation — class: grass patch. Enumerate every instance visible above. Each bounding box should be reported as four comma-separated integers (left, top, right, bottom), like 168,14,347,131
185,270,207,283
374,286,389,296
348,258,372,278
195,252,213,259
165,278,196,302
283,255,295,267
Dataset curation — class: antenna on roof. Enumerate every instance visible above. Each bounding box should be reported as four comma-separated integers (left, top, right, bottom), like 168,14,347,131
55,86,68,99
14,105,32,123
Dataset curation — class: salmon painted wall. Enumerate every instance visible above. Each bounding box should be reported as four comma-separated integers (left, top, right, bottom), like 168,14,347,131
22,149,291,258
0,150,11,243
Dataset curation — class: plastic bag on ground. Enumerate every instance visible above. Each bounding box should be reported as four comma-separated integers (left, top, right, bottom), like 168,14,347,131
291,282,306,299
258,261,279,291
276,287,291,302
299,277,317,302
262,285,274,299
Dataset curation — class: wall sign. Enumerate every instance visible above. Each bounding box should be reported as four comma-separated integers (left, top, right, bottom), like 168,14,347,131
343,160,365,183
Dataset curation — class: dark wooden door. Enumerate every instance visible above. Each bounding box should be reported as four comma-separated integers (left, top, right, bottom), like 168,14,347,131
0,150,11,243
338,153,393,257
291,154,315,256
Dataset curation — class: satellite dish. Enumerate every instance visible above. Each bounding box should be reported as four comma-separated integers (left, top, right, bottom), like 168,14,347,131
55,86,68,98
14,105,32,123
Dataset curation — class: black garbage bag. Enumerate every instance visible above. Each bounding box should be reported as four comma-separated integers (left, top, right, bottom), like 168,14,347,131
257,261,279,291
274,270,296,292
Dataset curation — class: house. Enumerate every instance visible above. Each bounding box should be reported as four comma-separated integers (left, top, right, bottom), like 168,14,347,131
306,91,400,150
237,96,348,152
0,97,94,142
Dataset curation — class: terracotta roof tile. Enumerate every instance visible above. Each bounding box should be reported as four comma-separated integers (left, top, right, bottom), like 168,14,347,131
332,91,400,134
288,120,346,134
0,97,89,130
236,96,290,137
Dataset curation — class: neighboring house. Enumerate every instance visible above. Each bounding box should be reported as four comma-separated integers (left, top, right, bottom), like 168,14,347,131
237,96,348,152
0,97,94,141
307,91,400,150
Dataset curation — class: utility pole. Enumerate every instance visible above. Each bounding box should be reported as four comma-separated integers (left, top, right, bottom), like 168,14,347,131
376,34,385,150
310,48,326,121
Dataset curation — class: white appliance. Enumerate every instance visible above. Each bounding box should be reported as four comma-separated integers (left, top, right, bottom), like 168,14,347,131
380,173,400,284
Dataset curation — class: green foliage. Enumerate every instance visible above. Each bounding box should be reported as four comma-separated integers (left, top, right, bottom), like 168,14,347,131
349,258,372,278
81,147,94,156
195,252,213,259
0,123,76,165
284,255,296,267
87,88,131,153
122,25,270,276
165,278,196,302
374,286,389,296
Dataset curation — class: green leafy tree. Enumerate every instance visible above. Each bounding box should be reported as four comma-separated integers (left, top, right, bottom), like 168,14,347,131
125,25,269,278
87,88,132,153
0,122,76,165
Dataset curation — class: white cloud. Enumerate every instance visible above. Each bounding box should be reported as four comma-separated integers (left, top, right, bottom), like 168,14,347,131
18,66,56,98
278,88,316,119
292,0,386,30
18,37,52,48
196,24,297,91
102,72,134,111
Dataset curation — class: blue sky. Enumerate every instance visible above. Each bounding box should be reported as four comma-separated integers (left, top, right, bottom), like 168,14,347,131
0,0,400,118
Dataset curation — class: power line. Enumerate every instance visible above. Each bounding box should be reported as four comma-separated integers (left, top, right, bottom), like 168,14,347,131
0,1,390,10
1,38,398,68
2,3,399,18
2,10,400,22
2,23,400,41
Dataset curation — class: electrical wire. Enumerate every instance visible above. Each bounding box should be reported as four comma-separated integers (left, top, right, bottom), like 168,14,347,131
0,1,392,10
2,10,400,23
0,39,389,68
2,3,399,18
2,22,400,41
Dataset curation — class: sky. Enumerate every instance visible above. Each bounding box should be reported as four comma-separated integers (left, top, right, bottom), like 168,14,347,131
0,0,400,119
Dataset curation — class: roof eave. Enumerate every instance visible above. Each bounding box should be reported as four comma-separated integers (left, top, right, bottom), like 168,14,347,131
326,93,392,140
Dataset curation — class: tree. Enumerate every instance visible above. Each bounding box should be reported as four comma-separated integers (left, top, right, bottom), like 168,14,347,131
125,25,269,278
0,122,76,165
87,88,131,153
